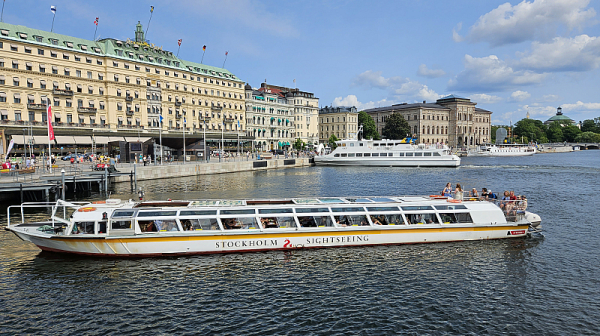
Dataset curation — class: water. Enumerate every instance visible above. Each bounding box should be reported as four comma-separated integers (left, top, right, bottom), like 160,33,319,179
1,151,599,335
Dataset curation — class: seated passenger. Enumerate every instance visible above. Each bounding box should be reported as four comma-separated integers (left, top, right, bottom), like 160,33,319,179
471,188,479,198
181,220,193,231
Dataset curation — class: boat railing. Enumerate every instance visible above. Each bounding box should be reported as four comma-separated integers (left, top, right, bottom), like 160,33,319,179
7,200,90,233
488,199,528,223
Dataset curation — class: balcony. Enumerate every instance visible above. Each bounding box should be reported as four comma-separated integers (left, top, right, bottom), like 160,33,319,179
211,106,222,111
125,96,133,101
224,118,235,123
126,110,134,116
53,89,74,96
175,101,182,106
175,114,182,119
77,106,97,113
27,103,47,110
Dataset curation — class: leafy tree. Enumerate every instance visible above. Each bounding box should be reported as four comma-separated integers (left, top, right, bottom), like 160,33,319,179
513,118,548,143
293,138,305,151
581,119,600,133
381,113,410,140
575,131,600,143
562,125,582,142
358,111,380,140
546,121,564,142
328,134,339,150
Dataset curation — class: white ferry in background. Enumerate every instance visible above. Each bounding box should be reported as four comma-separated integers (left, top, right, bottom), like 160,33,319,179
468,144,537,157
314,127,460,167
6,195,541,257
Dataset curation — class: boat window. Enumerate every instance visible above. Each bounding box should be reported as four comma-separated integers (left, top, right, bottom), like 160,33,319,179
372,153,379,157
180,218,219,231
397,152,404,156
373,143,379,147
359,143,364,146
138,220,158,232
259,209,293,214
434,205,467,210
348,153,355,157
331,207,365,212
220,209,255,215
370,214,404,225
380,153,387,157
367,206,399,211
356,153,363,157
406,152,414,157
180,210,217,216
334,154,340,157
345,198,372,203
405,213,439,225
401,206,434,211
424,152,432,156
113,210,135,218
98,221,107,234
298,215,334,227
370,198,396,203
137,211,178,217
295,208,330,213
388,153,394,157
349,143,354,147
438,213,471,224
455,213,473,223
221,217,259,230
294,199,320,204
189,200,219,206
433,152,441,156
363,153,371,157
318,198,344,203
341,153,347,157
112,220,132,229
415,152,423,156
260,216,296,228
72,221,95,234
334,215,370,227
143,219,179,232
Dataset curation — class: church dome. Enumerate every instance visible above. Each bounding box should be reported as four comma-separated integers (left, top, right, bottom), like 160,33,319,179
545,107,574,125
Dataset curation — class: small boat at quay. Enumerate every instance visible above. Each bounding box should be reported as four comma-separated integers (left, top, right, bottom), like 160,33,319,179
467,144,537,157
6,195,542,257
314,127,460,167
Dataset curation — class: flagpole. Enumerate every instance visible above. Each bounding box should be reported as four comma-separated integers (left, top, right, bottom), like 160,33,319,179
51,9,56,32
145,6,154,38
177,44,181,57
222,52,228,68
1,0,6,23
159,118,163,165
201,46,206,64
47,106,52,173
93,18,99,41
220,122,224,162
182,118,186,163
203,120,207,162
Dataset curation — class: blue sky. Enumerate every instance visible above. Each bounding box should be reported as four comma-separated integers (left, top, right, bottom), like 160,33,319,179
4,0,600,125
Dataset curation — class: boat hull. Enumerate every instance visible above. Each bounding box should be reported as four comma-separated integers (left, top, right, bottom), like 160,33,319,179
313,157,460,167
15,224,529,257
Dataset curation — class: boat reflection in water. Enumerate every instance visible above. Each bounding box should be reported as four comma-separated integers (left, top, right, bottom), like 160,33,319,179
6,194,542,257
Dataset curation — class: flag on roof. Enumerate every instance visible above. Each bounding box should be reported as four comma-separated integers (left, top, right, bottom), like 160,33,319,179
50,6,56,14
94,17,99,26
150,6,154,13
225,51,228,56
203,45,206,51
178,39,182,46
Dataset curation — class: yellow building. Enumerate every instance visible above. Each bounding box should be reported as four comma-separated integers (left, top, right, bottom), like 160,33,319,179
0,21,247,159
318,106,358,141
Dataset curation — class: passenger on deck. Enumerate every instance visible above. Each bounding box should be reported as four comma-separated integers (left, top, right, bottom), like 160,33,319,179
481,188,489,199
517,195,528,212
500,191,512,212
181,220,193,231
454,184,464,200
442,183,452,197
471,188,479,198
509,190,517,200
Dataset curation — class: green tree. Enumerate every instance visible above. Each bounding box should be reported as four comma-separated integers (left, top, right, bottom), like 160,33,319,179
513,118,548,143
562,125,581,142
581,119,600,133
357,111,380,140
575,131,600,142
546,121,564,142
293,138,305,151
328,134,339,150
382,113,410,140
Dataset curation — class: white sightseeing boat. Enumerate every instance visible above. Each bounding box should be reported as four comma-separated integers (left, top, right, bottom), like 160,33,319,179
6,195,541,257
468,144,537,157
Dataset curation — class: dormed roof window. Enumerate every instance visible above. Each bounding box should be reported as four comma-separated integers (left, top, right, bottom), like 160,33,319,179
65,41,73,48
115,40,123,46
79,45,87,51
18,32,27,39
49,38,58,45
34,35,43,42
93,47,101,53
0,29,8,36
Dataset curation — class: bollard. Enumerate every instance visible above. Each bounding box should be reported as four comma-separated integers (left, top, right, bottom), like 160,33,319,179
134,161,138,192
61,169,66,200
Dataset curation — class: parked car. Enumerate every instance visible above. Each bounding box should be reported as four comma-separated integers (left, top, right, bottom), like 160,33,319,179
61,154,84,161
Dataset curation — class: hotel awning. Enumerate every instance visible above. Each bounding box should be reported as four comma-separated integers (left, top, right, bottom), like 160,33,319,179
124,137,151,143
54,136,76,145
93,136,110,145
10,135,50,145
54,112,61,118
108,136,125,142
73,136,92,145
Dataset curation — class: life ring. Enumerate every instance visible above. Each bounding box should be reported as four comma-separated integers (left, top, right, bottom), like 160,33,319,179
78,207,97,212
92,201,106,204
447,199,462,203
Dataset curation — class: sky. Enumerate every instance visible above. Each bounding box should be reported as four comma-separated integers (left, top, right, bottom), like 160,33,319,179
3,0,600,125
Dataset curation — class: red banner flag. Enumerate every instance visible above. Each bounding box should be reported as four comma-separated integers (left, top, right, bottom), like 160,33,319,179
94,17,99,25
47,105,55,140
203,45,206,51
225,51,228,56
178,39,182,46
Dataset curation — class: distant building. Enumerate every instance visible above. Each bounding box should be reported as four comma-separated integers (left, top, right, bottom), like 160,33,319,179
544,107,575,126
244,84,294,151
318,106,358,141
363,95,492,148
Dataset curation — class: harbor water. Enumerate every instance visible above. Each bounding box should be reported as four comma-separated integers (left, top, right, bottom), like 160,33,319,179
1,151,599,335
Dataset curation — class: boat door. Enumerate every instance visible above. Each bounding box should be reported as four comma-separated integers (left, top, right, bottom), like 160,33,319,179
108,210,137,236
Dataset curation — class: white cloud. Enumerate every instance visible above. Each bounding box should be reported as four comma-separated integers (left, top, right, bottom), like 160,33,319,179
417,64,446,78
452,22,464,42
522,104,558,117
448,55,547,92
352,70,442,102
541,94,560,102
463,0,596,47
332,95,391,110
516,35,600,72
509,90,531,102
561,101,600,111
469,93,503,104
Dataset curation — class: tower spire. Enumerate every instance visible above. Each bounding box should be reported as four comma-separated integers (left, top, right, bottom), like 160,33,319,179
135,21,145,43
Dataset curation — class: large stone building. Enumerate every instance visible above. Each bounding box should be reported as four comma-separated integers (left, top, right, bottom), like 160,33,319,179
363,95,492,148
318,106,358,141
259,83,319,147
0,21,247,160
244,84,294,150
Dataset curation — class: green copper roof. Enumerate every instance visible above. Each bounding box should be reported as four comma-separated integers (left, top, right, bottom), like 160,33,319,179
0,21,242,82
547,114,573,121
